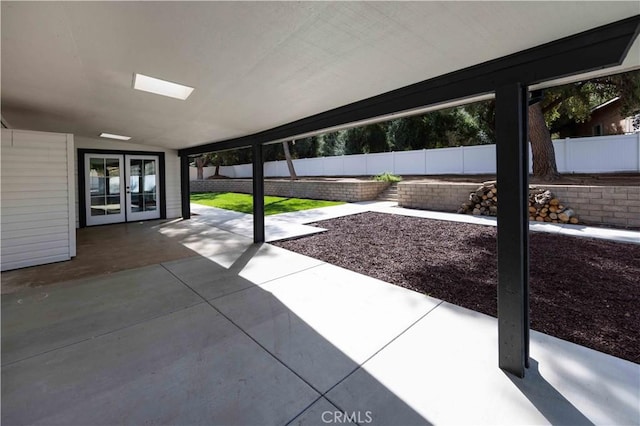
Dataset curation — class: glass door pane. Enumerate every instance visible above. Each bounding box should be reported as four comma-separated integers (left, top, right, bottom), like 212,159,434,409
105,158,122,215
89,158,106,216
143,160,157,212
126,155,160,221
85,154,125,226
129,159,143,213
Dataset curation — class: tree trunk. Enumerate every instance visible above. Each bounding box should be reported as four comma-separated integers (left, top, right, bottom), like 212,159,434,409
195,157,205,180
529,102,560,181
282,141,298,180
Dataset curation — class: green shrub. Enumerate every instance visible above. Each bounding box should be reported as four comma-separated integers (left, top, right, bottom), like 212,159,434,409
373,172,402,183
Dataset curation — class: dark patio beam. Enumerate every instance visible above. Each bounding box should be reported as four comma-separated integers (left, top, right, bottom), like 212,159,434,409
179,15,639,157
252,143,265,243
180,155,191,220
495,83,530,378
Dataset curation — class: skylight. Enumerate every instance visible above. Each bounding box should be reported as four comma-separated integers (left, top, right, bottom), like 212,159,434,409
133,73,194,100
100,133,131,141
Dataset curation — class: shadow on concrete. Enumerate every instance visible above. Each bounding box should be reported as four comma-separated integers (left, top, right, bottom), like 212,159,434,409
1,239,430,425
506,359,594,426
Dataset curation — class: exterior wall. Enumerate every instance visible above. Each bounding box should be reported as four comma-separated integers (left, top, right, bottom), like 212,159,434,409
192,134,640,178
399,181,640,228
1,129,76,271
575,99,635,136
191,179,389,202
74,137,182,226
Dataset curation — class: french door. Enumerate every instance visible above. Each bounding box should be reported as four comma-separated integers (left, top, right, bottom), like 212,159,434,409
85,153,161,226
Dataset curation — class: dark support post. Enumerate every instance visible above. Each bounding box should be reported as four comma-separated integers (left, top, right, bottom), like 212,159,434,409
495,83,530,378
180,155,191,220
252,143,265,243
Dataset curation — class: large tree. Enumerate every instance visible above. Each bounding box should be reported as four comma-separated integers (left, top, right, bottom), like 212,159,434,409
529,98,560,180
460,70,640,181
282,140,298,180
193,150,239,179
531,69,640,180
193,155,211,180
209,151,240,178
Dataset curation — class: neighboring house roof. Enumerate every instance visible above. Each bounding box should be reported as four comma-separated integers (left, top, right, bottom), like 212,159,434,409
557,95,639,137
592,97,620,111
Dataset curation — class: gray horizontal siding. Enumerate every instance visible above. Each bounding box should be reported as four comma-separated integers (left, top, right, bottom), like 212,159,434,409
1,129,75,271
2,225,70,240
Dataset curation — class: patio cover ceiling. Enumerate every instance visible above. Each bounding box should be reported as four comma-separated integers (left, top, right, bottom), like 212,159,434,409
2,2,639,151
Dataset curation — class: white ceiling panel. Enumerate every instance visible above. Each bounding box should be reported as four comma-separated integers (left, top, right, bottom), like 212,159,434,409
2,1,639,149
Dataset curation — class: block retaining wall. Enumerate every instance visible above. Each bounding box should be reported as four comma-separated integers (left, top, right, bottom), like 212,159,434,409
191,179,389,202
543,185,639,228
398,182,479,213
398,182,640,228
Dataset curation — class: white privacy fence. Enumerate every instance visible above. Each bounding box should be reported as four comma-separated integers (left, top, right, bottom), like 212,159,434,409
190,134,640,179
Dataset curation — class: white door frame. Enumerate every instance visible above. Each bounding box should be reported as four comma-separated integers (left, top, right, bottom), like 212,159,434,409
84,152,162,226
125,154,161,222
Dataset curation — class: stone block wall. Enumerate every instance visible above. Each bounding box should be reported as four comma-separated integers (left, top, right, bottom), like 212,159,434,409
191,179,389,202
398,181,640,228
191,179,251,194
541,185,639,228
398,182,479,212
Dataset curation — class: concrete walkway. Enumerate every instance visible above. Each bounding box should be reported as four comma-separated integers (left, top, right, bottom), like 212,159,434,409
190,202,380,242
191,201,640,245
2,217,638,425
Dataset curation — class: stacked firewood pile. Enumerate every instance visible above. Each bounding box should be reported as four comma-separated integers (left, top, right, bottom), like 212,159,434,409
457,182,580,224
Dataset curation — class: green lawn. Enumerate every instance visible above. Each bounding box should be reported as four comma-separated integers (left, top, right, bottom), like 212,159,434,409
191,192,344,215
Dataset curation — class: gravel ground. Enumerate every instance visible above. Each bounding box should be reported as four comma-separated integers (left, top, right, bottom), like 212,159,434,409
273,212,640,363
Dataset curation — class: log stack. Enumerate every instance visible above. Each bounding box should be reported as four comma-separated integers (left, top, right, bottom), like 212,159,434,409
457,182,580,224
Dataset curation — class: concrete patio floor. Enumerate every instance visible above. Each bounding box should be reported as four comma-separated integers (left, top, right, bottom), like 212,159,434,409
0,220,199,294
2,208,639,425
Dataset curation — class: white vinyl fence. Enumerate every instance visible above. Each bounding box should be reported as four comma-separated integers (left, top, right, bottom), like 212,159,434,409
191,134,640,179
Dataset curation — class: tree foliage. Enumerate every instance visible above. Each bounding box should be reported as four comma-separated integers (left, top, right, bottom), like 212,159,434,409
423,107,492,147
318,132,345,156
544,70,640,134
386,106,493,151
290,136,321,159
387,116,428,150
343,123,389,154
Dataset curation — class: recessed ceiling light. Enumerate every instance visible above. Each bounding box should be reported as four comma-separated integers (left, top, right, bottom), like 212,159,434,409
100,132,131,140
133,73,194,100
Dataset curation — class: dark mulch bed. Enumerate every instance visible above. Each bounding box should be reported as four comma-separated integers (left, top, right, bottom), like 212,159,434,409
273,212,640,363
